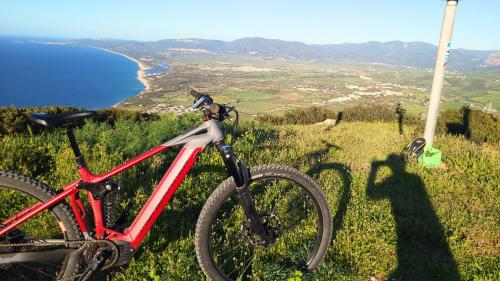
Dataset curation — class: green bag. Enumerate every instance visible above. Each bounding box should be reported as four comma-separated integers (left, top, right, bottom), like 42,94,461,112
418,145,442,169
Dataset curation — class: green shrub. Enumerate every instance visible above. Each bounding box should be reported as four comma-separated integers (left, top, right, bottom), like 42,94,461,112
257,104,498,145
257,104,420,126
342,104,397,122
414,106,499,145
257,106,336,125
0,106,158,137
0,106,76,135
439,106,499,144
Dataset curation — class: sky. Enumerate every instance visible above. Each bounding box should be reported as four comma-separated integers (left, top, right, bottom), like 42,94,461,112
0,0,498,50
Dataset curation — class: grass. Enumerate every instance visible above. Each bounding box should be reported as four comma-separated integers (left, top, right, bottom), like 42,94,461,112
0,116,498,280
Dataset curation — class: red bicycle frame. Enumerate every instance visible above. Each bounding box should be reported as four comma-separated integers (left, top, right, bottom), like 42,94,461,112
0,119,224,250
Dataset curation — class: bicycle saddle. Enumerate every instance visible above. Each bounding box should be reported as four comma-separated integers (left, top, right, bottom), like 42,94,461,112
30,111,95,128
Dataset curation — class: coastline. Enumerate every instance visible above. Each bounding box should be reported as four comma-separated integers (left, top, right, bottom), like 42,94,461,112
89,47,151,93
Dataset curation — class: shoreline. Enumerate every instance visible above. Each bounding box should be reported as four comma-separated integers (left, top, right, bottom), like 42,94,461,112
89,47,151,93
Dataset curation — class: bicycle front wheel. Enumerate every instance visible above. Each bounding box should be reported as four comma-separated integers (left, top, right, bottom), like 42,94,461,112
195,165,332,281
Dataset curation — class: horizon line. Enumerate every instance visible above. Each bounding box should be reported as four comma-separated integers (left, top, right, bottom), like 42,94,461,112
1,34,499,52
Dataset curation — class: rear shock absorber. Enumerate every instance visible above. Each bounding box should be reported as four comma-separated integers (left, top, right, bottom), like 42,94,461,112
101,180,123,229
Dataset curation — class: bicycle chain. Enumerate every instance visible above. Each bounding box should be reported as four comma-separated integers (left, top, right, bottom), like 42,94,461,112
0,239,117,281
0,239,87,248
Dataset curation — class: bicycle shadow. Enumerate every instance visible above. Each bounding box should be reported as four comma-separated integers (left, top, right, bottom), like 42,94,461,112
298,141,353,276
304,141,351,243
307,162,351,243
366,154,461,281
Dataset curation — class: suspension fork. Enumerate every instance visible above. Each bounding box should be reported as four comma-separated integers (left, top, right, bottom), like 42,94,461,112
216,143,275,245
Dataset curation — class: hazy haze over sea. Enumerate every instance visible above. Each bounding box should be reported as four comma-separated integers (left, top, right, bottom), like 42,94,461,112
0,37,144,109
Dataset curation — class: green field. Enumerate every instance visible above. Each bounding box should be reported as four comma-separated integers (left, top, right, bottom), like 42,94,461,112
0,114,498,280
118,55,500,116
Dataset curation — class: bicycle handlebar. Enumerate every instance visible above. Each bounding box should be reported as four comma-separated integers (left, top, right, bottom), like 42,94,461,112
190,89,213,109
188,89,239,138
189,89,231,121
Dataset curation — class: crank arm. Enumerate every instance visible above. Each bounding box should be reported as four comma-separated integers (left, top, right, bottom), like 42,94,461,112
77,250,110,281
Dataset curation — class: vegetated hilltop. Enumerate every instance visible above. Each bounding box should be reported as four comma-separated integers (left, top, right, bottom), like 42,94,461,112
71,37,499,71
0,107,498,280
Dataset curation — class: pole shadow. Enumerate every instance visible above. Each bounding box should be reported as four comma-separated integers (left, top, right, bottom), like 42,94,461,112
396,103,405,135
446,106,471,139
366,154,461,281
335,112,344,126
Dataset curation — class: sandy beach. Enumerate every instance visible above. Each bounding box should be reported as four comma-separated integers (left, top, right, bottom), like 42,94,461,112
90,47,151,93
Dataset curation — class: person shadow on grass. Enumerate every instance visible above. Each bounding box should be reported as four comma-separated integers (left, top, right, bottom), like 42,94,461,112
366,154,461,281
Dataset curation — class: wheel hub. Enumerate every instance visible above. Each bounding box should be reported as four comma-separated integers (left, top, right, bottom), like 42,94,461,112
240,212,282,247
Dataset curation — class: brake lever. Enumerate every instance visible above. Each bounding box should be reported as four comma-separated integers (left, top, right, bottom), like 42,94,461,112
192,94,213,109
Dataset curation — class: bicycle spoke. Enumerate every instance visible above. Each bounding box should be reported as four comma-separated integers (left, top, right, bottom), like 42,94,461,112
18,262,55,278
36,260,63,267
233,252,256,279
215,241,244,261
12,271,33,281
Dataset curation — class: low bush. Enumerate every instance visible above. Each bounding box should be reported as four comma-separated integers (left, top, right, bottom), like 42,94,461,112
0,106,158,136
257,104,418,126
437,106,499,144
256,106,336,125
342,104,418,124
258,105,498,145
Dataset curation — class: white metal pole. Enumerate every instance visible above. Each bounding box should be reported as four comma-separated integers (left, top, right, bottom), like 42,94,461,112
423,0,459,147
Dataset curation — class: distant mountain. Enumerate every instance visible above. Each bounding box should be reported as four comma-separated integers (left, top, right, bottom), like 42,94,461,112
71,37,499,71
485,52,500,65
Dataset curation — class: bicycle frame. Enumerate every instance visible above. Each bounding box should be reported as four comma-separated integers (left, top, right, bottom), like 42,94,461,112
0,119,224,250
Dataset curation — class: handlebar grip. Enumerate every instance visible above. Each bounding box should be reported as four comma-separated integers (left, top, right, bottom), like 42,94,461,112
210,103,221,114
210,103,228,120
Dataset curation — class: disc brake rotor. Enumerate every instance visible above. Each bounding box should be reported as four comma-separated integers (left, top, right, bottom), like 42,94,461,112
240,212,282,247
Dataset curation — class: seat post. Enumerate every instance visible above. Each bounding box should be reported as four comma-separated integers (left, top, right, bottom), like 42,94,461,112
66,127,87,168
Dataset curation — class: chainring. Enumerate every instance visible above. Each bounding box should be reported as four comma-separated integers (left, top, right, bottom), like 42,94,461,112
81,239,120,270
0,238,120,271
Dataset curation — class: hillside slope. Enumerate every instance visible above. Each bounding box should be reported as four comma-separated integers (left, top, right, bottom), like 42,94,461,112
0,117,498,280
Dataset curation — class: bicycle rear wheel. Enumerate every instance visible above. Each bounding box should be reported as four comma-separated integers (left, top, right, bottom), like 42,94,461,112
0,171,82,281
195,165,332,281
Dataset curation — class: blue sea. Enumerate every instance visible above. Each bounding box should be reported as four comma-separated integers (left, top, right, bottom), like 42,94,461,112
0,37,145,109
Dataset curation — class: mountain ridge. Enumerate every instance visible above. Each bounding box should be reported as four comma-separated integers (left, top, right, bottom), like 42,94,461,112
65,36,500,71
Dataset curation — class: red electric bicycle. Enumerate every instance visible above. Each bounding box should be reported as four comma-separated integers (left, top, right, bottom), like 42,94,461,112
0,90,333,281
